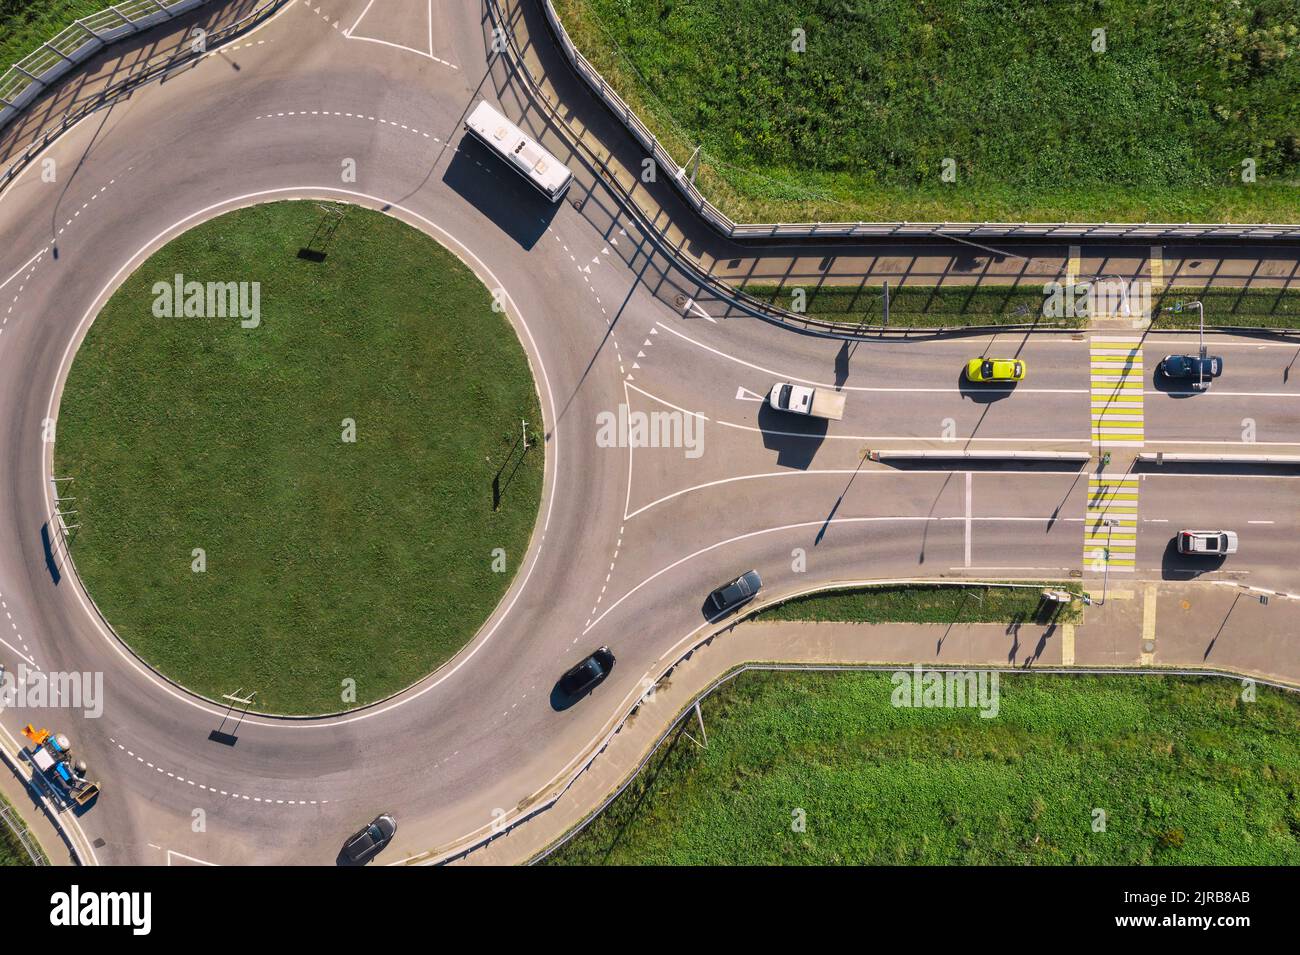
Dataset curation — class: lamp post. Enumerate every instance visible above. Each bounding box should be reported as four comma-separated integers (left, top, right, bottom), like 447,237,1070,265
1098,517,1119,605
1173,300,1206,389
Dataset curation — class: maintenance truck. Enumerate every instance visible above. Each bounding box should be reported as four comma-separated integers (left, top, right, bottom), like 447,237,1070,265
22,724,100,809
768,382,846,420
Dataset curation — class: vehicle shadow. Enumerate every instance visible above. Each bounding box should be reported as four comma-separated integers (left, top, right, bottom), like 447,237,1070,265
550,667,613,711
441,139,558,249
1151,367,1196,398
1160,537,1226,580
757,402,827,470
956,368,1015,403
699,592,747,623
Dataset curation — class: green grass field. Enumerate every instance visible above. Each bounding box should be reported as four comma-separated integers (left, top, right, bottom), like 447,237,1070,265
546,672,1300,865
0,799,38,866
0,1,108,74
757,584,1080,625
55,201,543,714
556,0,1300,224
740,282,1300,328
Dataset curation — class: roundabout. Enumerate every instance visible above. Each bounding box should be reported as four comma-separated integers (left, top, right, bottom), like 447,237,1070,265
0,0,1294,871
52,200,544,714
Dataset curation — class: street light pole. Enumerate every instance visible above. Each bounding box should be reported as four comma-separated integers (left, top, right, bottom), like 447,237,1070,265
1098,517,1118,605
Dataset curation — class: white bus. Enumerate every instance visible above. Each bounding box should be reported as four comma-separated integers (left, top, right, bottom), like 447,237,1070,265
464,101,573,203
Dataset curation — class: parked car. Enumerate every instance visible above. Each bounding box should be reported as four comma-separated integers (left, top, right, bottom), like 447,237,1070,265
341,814,396,864
708,570,763,615
965,358,1025,382
1159,354,1223,390
559,647,615,697
1176,530,1238,556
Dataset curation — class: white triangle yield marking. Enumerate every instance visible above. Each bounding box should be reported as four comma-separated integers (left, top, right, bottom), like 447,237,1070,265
735,386,764,401
683,298,715,322
649,327,658,334
637,351,646,358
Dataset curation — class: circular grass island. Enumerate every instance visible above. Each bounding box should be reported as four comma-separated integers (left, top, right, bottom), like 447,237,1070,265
54,201,544,714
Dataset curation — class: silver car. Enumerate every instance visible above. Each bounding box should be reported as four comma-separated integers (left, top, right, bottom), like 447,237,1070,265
1176,530,1238,556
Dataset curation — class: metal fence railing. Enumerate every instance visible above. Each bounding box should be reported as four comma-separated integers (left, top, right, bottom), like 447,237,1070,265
539,1,1300,242
0,0,213,132
0,797,48,865
489,0,1077,338
1,0,287,192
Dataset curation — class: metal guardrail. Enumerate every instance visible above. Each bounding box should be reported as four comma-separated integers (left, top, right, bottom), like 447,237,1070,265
1,0,287,191
539,0,1300,242
0,0,210,131
490,0,1077,339
0,797,48,865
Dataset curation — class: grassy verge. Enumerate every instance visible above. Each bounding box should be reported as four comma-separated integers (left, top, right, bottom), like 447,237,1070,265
756,584,1080,625
741,282,1300,328
1,1,109,74
554,0,1300,224
1151,287,1300,329
0,797,39,866
55,201,543,714
740,283,1070,328
545,672,1300,864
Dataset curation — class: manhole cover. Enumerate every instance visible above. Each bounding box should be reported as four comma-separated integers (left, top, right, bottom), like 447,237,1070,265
674,293,687,309
1143,640,1156,653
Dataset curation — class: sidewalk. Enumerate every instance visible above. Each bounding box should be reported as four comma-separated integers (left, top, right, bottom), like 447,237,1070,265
459,583,1298,865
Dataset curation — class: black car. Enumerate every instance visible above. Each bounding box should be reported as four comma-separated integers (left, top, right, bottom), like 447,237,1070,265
708,569,763,615
1159,354,1223,390
341,813,396,864
559,647,615,697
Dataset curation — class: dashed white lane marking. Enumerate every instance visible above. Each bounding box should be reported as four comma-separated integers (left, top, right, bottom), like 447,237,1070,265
0,592,40,671
0,251,43,338
255,111,439,140
108,738,326,806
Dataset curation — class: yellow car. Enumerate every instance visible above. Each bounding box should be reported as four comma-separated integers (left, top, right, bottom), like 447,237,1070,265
965,357,1026,382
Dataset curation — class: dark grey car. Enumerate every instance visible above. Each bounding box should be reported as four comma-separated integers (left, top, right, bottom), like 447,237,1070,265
708,570,762,614
559,647,615,697
341,813,396,864
1160,354,1223,390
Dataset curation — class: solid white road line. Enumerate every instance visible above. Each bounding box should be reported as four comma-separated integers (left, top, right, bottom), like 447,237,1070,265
0,248,48,293
964,471,972,567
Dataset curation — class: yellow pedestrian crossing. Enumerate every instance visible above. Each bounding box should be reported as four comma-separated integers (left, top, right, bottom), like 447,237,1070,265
1084,474,1139,573
1090,337,1144,446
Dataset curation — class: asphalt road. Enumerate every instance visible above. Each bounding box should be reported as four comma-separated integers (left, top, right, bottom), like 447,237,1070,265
0,0,1295,866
